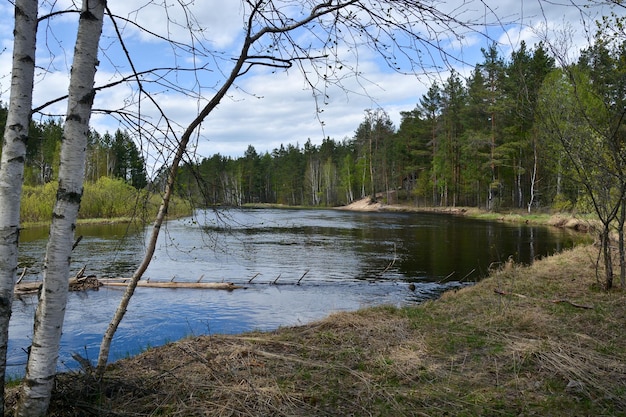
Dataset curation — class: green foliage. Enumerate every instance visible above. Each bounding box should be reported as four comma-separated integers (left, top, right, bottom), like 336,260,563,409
20,178,191,225
551,193,574,212
20,182,58,223
8,37,622,214
81,177,144,219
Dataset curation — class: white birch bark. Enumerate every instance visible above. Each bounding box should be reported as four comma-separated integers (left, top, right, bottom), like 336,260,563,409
16,2,106,416
0,1,37,415
527,135,538,213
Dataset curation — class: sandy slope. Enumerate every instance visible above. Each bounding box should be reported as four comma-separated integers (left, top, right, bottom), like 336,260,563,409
336,197,384,211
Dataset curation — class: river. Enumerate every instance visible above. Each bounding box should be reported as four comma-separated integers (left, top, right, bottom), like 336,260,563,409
8,208,587,377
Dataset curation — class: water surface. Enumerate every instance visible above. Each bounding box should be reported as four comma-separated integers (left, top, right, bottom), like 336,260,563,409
8,208,586,377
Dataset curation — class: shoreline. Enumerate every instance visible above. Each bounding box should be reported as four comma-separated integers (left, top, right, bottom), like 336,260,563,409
21,199,597,234
18,242,623,416
6,201,623,416
337,197,597,233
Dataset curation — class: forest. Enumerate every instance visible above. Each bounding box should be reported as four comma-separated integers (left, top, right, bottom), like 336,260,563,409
2,37,624,215
0,39,626,211
0,113,188,223
173,38,625,212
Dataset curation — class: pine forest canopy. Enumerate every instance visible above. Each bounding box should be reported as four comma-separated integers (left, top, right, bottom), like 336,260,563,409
0,109,147,188
176,38,624,213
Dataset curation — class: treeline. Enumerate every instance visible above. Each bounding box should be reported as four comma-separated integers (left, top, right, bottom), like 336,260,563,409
3,39,624,214
176,39,620,211
8,118,150,189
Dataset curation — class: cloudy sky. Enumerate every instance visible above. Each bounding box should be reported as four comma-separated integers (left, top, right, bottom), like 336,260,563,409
0,1,620,172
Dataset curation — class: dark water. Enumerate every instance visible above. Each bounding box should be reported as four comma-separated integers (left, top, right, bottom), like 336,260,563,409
8,208,587,377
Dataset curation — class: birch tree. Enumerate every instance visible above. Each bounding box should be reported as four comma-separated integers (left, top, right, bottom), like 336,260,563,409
16,1,106,415
0,1,37,415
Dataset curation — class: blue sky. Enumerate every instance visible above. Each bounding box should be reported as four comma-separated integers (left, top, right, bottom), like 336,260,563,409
0,1,620,173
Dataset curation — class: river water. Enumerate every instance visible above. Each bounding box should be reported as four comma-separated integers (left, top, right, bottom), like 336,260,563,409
8,208,586,377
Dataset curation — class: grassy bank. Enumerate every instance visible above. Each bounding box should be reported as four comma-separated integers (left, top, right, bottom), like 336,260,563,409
14,243,623,416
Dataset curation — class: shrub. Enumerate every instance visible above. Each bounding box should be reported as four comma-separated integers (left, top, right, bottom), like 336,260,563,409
20,177,192,224
81,177,142,219
21,182,57,223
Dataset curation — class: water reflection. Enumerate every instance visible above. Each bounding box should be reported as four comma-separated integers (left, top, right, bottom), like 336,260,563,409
8,209,588,378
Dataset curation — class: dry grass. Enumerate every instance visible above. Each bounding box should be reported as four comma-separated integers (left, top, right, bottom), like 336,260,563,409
6,244,626,416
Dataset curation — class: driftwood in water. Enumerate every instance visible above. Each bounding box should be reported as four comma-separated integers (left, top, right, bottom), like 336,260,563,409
14,275,102,295
100,279,243,290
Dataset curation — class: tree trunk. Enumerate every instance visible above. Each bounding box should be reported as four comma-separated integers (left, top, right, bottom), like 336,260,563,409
527,136,538,213
96,5,257,374
600,225,613,290
16,2,105,415
0,1,38,414
617,197,626,288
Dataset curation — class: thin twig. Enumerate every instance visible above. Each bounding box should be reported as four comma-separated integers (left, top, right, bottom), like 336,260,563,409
16,267,27,285
494,289,593,309
460,268,476,281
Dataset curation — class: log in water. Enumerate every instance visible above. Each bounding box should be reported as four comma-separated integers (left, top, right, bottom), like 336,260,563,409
15,277,242,295
14,276,103,295
100,279,243,290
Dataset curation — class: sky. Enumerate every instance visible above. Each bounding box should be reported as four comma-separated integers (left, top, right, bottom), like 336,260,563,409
0,0,622,173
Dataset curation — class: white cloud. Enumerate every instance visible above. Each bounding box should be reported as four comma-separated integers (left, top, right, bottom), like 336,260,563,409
110,1,244,49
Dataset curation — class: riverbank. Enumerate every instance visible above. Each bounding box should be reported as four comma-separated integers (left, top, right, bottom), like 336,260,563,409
339,197,598,233
8,242,622,416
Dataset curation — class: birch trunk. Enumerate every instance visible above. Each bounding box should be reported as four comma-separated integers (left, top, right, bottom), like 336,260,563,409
527,135,538,213
16,2,105,415
0,1,37,414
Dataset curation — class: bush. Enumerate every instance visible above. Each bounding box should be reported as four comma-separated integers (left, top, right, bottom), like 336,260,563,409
21,182,57,223
20,177,192,224
81,177,142,219
551,193,574,212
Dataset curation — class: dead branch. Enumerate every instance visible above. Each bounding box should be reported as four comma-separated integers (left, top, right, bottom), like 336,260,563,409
248,273,261,284
494,288,593,309
16,267,26,285
100,280,243,290
297,270,309,285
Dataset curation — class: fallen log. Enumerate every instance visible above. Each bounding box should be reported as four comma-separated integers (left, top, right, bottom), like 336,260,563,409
14,281,41,295
14,275,102,295
99,280,243,290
